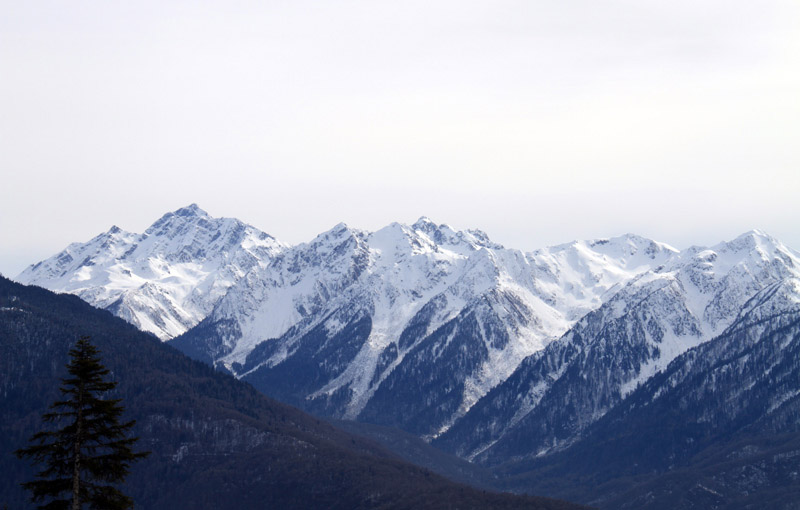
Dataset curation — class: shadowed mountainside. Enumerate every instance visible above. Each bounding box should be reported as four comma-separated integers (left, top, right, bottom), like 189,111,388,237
0,276,585,510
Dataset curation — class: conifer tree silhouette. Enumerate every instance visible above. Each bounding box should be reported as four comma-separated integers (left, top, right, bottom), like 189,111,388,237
16,336,149,510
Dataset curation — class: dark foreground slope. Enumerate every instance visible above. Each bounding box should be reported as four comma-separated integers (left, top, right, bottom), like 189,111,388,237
0,276,584,510
328,418,499,491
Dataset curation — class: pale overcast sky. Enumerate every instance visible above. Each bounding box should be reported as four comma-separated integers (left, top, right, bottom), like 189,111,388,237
2,1,799,276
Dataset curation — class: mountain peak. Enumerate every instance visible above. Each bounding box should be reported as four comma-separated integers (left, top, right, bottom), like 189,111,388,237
174,203,209,218
741,228,768,236
17,205,285,340
411,216,442,237
309,222,367,248
145,204,212,235
323,222,356,238
732,228,774,244
716,229,788,256
412,216,436,227
408,218,502,250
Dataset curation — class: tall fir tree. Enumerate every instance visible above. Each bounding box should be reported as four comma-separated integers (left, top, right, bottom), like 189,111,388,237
16,336,149,510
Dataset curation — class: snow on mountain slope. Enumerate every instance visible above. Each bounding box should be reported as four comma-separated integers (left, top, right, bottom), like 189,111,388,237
20,203,798,467
435,230,800,463
526,234,678,322
16,204,286,339
172,219,678,437
620,229,800,392
493,278,800,508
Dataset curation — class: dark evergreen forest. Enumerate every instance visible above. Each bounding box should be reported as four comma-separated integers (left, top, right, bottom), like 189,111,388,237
0,276,584,510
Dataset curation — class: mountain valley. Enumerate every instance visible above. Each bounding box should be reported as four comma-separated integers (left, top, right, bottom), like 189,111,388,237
13,204,800,508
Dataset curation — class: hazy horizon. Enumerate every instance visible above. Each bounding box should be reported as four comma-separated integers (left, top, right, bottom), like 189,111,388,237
4,201,798,279
2,1,798,276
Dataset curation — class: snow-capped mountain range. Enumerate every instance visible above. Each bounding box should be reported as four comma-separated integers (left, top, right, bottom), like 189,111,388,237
17,204,285,339
17,205,800,466
435,230,800,462
170,214,681,436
